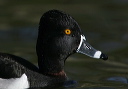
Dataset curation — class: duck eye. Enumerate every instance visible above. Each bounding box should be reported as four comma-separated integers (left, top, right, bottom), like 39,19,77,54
64,29,71,35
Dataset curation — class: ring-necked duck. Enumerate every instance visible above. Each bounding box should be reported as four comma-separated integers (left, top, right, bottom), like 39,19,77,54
0,10,108,89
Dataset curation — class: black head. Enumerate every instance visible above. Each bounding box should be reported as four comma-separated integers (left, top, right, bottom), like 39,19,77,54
36,10,108,76
36,10,82,75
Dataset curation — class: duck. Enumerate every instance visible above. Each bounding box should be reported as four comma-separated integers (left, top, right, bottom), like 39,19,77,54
0,10,108,88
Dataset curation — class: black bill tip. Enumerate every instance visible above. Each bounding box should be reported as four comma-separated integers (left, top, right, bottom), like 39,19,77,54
100,53,108,60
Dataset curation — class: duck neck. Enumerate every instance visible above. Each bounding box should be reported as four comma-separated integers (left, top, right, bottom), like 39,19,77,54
36,32,69,77
37,55,66,77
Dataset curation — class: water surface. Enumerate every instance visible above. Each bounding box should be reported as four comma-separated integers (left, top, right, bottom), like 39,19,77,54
0,0,128,88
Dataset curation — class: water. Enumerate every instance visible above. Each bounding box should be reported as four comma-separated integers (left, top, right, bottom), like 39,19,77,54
0,0,128,88
0,28,128,89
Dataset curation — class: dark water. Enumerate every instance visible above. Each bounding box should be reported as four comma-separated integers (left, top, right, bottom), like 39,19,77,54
0,27,128,89
0,0,128,89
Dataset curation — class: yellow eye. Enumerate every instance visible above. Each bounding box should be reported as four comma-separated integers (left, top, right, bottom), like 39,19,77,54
64,29,71,35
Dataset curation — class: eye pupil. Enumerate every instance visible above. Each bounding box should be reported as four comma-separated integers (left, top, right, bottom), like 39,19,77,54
65,29,71,35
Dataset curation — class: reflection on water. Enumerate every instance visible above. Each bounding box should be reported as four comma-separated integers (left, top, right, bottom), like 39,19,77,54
107,76,128,84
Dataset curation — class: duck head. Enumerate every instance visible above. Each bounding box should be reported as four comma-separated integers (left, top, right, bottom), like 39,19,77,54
36,10,108,76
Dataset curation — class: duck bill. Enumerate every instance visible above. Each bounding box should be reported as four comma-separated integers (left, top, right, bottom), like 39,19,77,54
76,35,108,60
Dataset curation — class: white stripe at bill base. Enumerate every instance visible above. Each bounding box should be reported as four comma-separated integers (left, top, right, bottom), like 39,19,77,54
77,35,86,52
